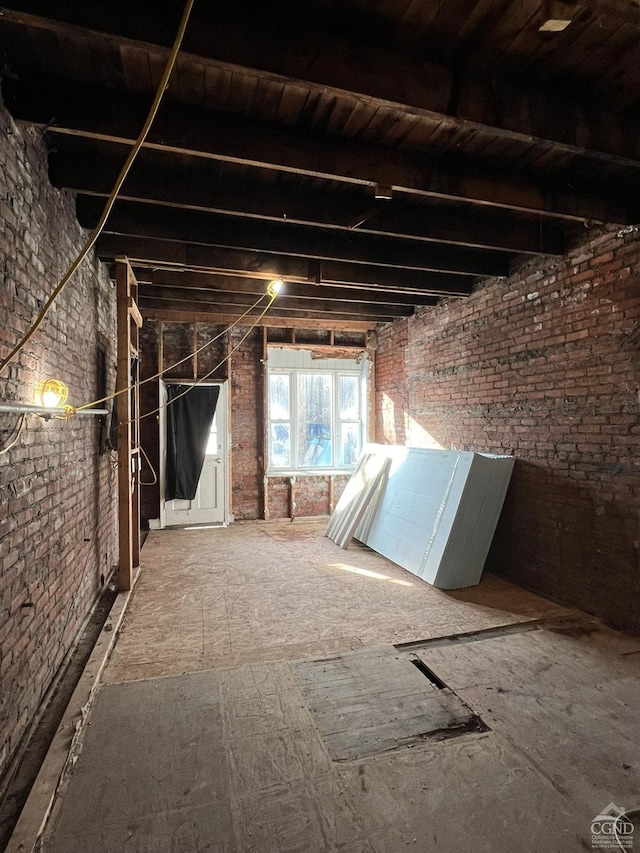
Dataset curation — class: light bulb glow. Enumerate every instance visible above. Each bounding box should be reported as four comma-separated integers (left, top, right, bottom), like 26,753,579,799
35,379,69,409
267,279,284,299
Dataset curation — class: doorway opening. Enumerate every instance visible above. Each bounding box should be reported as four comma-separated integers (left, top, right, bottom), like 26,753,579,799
160,380,229,528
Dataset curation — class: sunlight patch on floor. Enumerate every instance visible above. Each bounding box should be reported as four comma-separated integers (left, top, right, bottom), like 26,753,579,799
328,562,414,586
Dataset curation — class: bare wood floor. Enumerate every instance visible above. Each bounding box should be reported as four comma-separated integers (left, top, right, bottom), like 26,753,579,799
104,520,568,682
43,521,640,852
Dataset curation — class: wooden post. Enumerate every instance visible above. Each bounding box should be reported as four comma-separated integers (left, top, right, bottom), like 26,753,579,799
262,327,269,520
367,344,376,442
116,259,142,591
192,322,198,378
226,329,233,522
131,274,141,572
158,320,164,376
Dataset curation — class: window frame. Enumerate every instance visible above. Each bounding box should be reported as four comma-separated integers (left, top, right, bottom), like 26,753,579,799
267,364,366,473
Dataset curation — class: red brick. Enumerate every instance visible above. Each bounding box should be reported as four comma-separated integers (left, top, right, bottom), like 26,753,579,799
0,103,117,779
376,225,640,634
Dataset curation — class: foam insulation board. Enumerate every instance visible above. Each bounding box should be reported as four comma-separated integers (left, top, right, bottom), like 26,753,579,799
353,445,514,589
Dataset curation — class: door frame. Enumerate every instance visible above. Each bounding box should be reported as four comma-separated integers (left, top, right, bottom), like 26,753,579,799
158,379,229,528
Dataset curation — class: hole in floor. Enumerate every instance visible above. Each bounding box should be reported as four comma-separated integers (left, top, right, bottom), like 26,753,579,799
417,713,492,744
410,657,447,689
293,649,491,761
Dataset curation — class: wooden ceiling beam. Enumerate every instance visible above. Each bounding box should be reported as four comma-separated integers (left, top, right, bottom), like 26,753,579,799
139,285,415,317
97,235,475,295
134,271,439,306
317,262,473,295
52,150,565,256
140,307,377,332
137,296,402,323
2,6,640,171
78,198,508,277
3,75,630,223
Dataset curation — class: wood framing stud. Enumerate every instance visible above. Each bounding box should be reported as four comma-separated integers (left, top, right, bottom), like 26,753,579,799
116,260,141,591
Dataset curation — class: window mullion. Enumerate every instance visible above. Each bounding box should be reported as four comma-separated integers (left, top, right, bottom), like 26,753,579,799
335,372,340,469
291,371,296,470
268,362,365,472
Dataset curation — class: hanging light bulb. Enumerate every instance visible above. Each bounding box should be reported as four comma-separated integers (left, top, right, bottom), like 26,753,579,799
267,278,284,299
35,379,69,409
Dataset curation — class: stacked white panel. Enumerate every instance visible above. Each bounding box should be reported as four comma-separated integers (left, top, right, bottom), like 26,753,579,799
352,445,514,589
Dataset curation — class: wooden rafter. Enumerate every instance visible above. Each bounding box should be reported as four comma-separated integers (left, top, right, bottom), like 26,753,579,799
77,197,509,277
3,75,632,224
134,271,441,306
52,149,566,256
138,285,416,318
142,307,377,331
99,238,476,297
2,5,640,168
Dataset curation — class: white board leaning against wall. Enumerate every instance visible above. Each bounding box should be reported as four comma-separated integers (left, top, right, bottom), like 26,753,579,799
332,444,514,589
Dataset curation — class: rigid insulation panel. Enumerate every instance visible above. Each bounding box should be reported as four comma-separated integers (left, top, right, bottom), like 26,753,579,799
354,445,514,589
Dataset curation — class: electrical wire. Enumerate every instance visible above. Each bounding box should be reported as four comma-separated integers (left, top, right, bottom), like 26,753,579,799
53,406,77,421
139,442,158,486
0,0,196,376
118,296,276,494
0,289,274,455
0,414,27,455
75,290,267,413
134,294,276,425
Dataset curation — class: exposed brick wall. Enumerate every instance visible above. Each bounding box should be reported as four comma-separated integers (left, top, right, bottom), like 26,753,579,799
137,321,265,523
266,477,290,519
138,323,350,524
293,476,330,517
375,319,408,445
265,475,347,519
229,333,353,521
0,104,117,777
375,227,640,633
229,326,263,520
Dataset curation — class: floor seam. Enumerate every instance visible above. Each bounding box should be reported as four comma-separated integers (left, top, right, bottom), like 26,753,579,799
393,613,597,651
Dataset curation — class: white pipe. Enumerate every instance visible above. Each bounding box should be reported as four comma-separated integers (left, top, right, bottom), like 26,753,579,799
0,403,109,416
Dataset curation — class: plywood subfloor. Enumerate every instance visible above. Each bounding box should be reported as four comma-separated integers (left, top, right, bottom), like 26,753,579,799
41,521,640,852
104,520,568,683
45,626,640,852
293,646,479,760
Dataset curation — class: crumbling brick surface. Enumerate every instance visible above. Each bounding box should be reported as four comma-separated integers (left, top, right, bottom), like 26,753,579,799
376,228,640,633
0,105,117,777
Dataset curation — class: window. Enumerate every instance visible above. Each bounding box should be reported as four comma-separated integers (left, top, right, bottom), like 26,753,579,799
268,360,367,471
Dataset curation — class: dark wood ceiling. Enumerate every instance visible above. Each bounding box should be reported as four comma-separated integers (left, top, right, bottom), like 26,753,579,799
1,0,639,327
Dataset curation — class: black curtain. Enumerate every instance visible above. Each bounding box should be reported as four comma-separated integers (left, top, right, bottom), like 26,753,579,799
165,385,220,501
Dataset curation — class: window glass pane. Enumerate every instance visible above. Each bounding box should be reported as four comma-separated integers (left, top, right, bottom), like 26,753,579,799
339,375,359,419
297,373,332,467
340,423,361,466
205,411,218,455
270,423,291,467
269,374,290,419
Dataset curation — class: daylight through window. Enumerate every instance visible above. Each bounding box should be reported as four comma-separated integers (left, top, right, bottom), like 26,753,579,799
268,353,368,471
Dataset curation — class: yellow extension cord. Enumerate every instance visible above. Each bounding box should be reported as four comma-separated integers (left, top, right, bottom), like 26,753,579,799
0,0,196,375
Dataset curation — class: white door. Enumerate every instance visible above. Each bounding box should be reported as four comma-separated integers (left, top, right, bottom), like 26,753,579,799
164,382,227,527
